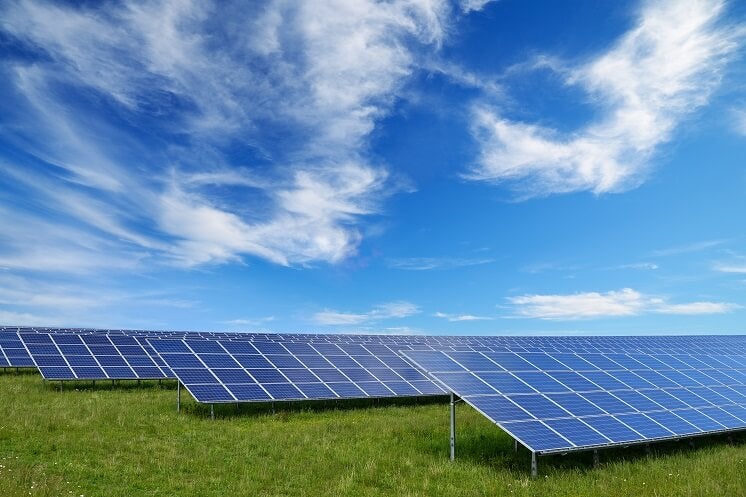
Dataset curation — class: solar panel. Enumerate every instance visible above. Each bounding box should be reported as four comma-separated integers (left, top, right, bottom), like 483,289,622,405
18,333,173,380
6,326,746,355
148,338,446,403
0,332,36,368
402,348,746,455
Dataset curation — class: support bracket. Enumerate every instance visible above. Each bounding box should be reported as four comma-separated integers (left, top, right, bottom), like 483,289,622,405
449,392,456,462
531,452,538,478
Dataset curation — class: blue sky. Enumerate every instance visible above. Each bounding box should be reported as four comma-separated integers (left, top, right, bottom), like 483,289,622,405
0,0,745,335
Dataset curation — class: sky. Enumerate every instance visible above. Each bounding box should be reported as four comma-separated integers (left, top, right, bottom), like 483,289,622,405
0,0,745,335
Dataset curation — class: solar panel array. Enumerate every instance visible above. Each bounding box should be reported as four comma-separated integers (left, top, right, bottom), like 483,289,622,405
6,325,746,352
149,338,445,402
18,333,172,380
402,349,746,454
0,332,35,368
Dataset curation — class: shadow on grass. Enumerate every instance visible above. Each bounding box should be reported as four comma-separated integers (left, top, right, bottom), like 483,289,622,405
176,394,746,477
0,367,39,376
41,378,179,393
454,426,746,475
180,394,451,419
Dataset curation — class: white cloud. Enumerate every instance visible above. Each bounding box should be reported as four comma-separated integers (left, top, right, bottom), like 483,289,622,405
618,262,659,270
422,59,503,96
715,264,746,274
467,0,742,196
656,302,739,315
0,272,203,328
434,311,492,322
713,257,746,274
459,0,496,13
0,0,452,271
508,288,739,320
0,310,56,327
223,317,276,327
313,301,420,325
313,311,370,326
388,256,494,271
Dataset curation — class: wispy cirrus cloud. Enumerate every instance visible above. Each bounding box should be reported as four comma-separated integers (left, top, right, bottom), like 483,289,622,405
713,255,746,274
313,301,420,325
733,107,746,135
467,0,743,196
387,256,494,271
651,239,727,257
223,317,277,327
508,288,739,320
0,0,454,272
615,262,659,271
0,310,55,327
0,273,201,327
459,0,496,14
434,311,493,322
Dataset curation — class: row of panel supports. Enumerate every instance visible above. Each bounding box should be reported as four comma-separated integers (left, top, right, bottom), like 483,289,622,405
448,392,608,478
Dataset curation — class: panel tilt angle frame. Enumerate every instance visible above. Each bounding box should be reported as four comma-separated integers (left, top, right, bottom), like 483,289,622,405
176,381,216,420
449,391,540,477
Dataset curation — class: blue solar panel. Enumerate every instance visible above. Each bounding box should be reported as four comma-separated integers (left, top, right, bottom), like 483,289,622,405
149,338,445,403
18,333,172,380
0,333,35,368
403,348,746,454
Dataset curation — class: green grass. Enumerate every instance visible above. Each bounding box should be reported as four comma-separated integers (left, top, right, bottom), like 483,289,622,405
1,370,745,496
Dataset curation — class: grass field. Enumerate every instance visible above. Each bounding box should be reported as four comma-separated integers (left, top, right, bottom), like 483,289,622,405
1,370,745,496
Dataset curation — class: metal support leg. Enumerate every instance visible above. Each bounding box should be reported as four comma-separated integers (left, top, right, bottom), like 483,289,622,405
177,382,181,413
593,450,600,468
645,444,651,455
514,439,518,452
531,452,537,478
449,392,456,462
689,439,695,449
210,403,215,420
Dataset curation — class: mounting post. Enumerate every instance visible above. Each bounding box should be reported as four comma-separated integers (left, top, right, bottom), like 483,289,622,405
531,452,538,478
449,392,456,462
210,403,215,420
593,449,600,468
177,381,181,413
514,439,518,452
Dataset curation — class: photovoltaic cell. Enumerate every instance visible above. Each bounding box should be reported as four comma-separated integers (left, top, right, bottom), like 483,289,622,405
149,338,445,403
18,333,172,380
402,348,746,454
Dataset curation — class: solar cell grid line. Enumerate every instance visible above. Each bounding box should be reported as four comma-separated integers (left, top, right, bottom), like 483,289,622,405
0,333,36,368
9,328,746,354
148,338,446,405
18,333,170,381
401,348,746,474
